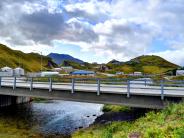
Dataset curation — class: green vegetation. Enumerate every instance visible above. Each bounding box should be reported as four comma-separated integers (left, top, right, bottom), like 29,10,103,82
171,76,184,81
61,60,94,70
73,102,184,138
0,116,42,138
102,105,130,112
0,44,57,72
106,55,179,74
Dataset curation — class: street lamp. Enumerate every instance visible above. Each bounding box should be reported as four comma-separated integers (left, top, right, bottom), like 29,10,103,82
33,50,43,72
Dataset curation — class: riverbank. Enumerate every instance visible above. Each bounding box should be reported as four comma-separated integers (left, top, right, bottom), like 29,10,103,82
73,102,184,138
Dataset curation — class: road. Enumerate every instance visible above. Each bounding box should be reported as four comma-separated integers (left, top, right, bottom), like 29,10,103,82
1,77,184,97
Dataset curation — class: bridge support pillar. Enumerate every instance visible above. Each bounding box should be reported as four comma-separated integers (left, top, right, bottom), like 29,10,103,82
127,80,130,98
97,79,100,96
71,78,75,94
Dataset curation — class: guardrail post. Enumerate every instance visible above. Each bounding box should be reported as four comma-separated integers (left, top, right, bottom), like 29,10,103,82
13,77,16,90
97,79,100,96
144,79,147,86
71,78,75,94
30,78,33,91
0,77,1,88
161,80,164,100
127,80,130,98
49,77,52,92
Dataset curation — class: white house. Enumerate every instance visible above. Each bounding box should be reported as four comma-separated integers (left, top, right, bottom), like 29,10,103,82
176,70,184,76
134,72,143,76
1,66,14,76
52,68,62,72
116,72,124,75
14,67,25,76
1,66,13,72
41,71,59,77
60,66,73,73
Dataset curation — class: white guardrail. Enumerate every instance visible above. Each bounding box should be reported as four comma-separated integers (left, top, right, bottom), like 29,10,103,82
0,76,184,100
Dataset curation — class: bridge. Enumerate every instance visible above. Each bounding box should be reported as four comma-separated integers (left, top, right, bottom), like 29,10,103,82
0,77,184,109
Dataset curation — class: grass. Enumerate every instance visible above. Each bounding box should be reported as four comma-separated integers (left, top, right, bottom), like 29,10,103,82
106,55,179,74
72,102,184,138
0,44,57,72
102,105,130,112
0,116,43,138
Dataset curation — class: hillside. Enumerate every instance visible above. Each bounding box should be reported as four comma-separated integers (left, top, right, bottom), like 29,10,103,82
0,44,57,72
106,55,179,74
48,53,84,65
61,60,94,70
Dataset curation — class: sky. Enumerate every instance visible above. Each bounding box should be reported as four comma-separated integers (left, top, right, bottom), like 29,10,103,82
0,0,184,65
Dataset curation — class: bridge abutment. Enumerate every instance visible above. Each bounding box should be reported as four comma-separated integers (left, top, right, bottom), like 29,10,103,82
0,95,31,107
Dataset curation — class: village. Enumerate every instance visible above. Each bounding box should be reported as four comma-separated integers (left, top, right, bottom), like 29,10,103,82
1,65,184,78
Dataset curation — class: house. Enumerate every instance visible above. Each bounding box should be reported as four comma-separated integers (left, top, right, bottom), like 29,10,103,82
41,71,59,77
70,70,95,76
176,70,184,76
116,72,124,75
99,65,109,72
52,68,62,72
134,72,143,76
1,66,13,73
0,66,14,76
60,66,73,73
14,67,25,76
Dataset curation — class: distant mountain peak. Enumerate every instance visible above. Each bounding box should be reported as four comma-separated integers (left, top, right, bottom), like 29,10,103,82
48,53,84,65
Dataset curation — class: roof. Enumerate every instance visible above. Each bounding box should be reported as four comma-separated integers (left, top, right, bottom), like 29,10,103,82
71,70,95,75
14,67,24,70
1,66,12,70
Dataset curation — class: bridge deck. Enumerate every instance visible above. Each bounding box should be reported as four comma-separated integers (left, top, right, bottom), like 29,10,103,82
0,77,184,109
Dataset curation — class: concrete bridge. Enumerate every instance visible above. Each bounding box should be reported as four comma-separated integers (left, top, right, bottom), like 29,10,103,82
0,77,184,109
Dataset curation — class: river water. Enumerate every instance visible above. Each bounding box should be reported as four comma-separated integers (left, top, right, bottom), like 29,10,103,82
0,100,103,136
0,100,147,137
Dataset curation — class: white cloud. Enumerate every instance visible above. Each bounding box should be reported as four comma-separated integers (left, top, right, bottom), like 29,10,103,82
0,0,184,65
150,48,184,66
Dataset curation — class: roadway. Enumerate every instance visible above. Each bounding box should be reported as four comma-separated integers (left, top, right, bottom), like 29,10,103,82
1,77,184,98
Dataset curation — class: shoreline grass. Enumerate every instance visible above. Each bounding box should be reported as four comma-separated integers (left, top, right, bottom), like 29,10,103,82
72,102,184,138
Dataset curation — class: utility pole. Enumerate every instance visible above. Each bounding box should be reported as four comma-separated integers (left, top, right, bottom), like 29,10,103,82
33,50,43,72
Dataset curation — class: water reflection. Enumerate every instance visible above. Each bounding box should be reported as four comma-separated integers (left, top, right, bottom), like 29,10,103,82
0,100,103,135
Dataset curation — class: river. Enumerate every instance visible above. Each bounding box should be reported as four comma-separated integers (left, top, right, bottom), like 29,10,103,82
0,100,147,137
0,100,103,137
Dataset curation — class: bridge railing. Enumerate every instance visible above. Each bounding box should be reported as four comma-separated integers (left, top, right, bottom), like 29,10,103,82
0,76,184,100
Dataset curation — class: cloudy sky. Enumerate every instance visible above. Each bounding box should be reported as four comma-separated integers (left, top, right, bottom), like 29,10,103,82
0,0,184,65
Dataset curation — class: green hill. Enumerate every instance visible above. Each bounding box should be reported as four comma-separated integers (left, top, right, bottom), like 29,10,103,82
0,44,57,72
61,60,94,70
106,55,179,74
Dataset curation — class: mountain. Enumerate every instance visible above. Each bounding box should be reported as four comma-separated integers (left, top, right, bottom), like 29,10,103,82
108,59,124,65
48,53,84,65
106,55,180,74
0,44,57,72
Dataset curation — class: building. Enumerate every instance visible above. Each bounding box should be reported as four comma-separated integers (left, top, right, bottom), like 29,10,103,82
99,65,109,72
60,66,73,73
0,66,14,76
1,66,13,73
116,72,124,75
176,70,184,76
70,70,95,76
14,67,25,76
134,72,143,76
41,71,59,77
52,68,62,72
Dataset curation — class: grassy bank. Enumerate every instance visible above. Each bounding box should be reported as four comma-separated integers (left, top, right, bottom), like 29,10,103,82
0,117,42,138
73,102,184,138
102,104,130,112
